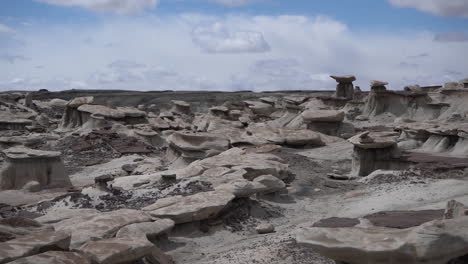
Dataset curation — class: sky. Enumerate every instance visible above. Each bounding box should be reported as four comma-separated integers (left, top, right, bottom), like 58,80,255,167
0,0,467,92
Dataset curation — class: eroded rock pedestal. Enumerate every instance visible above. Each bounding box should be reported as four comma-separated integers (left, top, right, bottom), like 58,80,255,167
0,147,71,191
331,75,356,100
349,131,402,176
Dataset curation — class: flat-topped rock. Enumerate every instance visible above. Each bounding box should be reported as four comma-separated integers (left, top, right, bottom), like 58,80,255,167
143,191,235,224
0,147,70,191
3,147,61,159
330,75,356,83
167,132,230,161
117,107,146,117
244,101,275,116
67,96,94,108
0,231,71,263
302,110,345,122
348,131,398,149
297,216,468,264
370,80,388,88
209,105,229,113
77,104,126,119
172,100,190,107
78,237,154,264
8,251,91,264
53,209,153,249
116,219,175,239
444,82,462,89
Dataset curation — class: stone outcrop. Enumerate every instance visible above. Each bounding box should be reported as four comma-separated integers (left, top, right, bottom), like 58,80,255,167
331,75,356,100
143,191,235,224
78,237,154,264
166,132,230,168
0,147,71,191
53,209,153,249
60,96,147,129
297,215,468,264
7,251,91,264
0,231,71,263
349,131,402,176
301,110,347,136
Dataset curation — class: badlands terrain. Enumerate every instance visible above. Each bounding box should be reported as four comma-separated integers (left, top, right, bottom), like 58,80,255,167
1,76,468,264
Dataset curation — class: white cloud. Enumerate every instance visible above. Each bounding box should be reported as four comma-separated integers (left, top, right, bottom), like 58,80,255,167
0,24,15,34
388,0,468,18
192,22,270,53
33,0,159,14
0,14,467,92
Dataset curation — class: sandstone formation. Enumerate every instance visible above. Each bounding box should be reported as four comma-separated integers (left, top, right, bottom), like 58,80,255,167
0,147,71,191
331,75,356,100
3,81,468,264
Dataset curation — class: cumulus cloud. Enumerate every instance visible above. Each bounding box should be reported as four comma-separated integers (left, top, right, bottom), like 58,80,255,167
33,0,159,14
434,32,468,42
1,14,467,92
388,0,468,18
192,23,270,53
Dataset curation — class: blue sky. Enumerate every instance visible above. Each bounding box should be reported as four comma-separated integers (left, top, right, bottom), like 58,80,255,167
1,0,467,91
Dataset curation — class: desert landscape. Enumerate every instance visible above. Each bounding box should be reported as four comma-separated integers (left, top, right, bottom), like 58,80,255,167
1,76,468,263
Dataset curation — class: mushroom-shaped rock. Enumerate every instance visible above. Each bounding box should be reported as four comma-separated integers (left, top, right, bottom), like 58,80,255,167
170,100,192,116
460,78,468,88
370,80,388,91
60,97,95,129
244,101,275,116
166,132,230,167
142,191,235,224
209,105,230,118
301,110,345,136
0,147,71,191
67,96,94,108
348,131,400,176
331,75,356,99
297,216,468,264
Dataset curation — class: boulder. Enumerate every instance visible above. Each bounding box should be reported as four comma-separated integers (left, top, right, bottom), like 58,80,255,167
302,110,345,122
444,200,466,220
253,175,286,194
215,179,268,198
78,237,154,264
0,231,71,263
0,147,71,191
7,251,90,264
143,191,235,224
53,209,153,249
256,224,275,234
279,129,324,146
297,216,468,264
